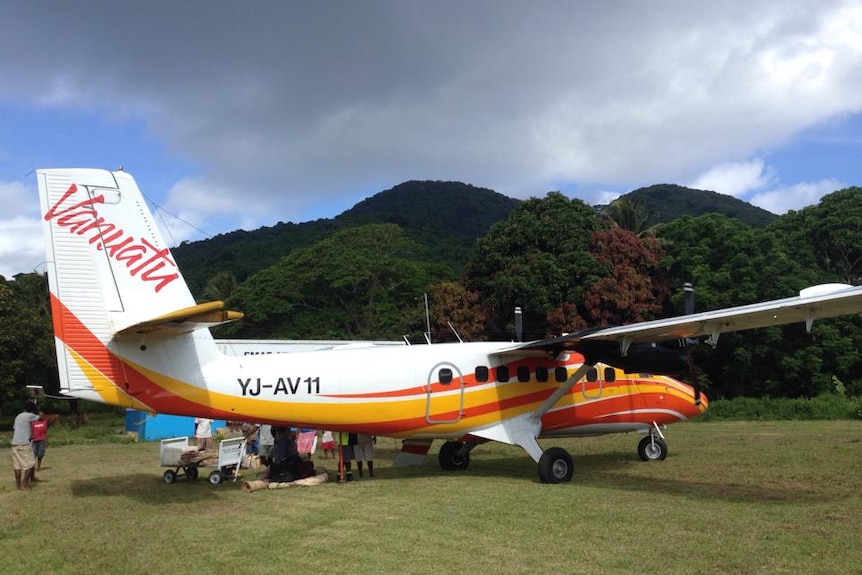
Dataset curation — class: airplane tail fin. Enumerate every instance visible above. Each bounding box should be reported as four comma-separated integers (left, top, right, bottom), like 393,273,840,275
37,168,240,408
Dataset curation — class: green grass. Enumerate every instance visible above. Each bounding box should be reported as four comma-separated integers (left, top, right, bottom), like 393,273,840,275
1,420,860,575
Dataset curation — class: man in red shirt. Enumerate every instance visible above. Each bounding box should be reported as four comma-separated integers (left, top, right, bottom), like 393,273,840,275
31,414,48,478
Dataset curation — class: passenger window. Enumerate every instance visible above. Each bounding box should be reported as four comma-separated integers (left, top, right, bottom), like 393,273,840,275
475,366,489,382
586,368,598,382
536,366,548,382
439,368,453,384
517,366,530,382
604,367,616,382
496,366,510,382
555,367,568,382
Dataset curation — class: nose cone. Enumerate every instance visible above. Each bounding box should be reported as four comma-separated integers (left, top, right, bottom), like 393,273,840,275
691,391,709,418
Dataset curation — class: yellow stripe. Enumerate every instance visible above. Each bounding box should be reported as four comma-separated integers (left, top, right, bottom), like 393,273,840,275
68,349,153,411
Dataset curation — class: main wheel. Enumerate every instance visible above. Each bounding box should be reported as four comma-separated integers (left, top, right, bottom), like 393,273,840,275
163,469,177,484
186,466,199,481
208,470,223,485
538,447,573,483
637,436,668,461
438,441,470,471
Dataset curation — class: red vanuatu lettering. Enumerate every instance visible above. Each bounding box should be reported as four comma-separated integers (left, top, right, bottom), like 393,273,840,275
44,184,179,293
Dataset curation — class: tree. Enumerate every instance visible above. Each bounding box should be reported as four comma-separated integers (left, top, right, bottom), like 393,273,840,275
427,281,488,342
0,274,58,413
602,197,650,236
223,224,443,340
200,271,238,302
769,187,862,285
462,192,608,338
656,213,858,398
581,227,669,326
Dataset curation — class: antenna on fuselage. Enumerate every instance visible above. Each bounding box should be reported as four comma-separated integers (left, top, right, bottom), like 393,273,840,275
423,292,432,344
684,282,694,315
514,306,523,342
447,321,463,343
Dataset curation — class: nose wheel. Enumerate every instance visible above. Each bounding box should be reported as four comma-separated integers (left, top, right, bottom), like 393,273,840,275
637,435,668,461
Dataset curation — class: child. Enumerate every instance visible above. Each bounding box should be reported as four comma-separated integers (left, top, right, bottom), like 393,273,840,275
31,413,49,476
320,430,335,458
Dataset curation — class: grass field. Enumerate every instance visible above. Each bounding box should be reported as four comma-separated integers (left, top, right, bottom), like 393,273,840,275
1,420,860,575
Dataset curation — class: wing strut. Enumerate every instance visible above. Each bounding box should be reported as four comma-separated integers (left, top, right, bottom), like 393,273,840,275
531,362,595,421
471,362,595,462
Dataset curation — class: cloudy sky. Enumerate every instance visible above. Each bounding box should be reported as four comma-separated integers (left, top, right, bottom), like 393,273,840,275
1,1,861,278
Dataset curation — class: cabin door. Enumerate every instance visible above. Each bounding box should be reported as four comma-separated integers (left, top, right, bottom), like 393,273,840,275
425,362,465,424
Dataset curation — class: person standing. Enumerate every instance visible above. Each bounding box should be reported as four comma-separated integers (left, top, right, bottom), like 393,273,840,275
297,428,317,458
194,417,214,451
338,431,356,482
31,412,49,478
11,401,40,490
320,430,335,459
258,424,275,466
354,433,375,478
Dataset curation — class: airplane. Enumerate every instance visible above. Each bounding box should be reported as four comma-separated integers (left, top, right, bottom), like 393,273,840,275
37,168,862,483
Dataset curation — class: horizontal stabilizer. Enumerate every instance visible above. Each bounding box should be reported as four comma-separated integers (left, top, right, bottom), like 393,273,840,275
116,301,244,336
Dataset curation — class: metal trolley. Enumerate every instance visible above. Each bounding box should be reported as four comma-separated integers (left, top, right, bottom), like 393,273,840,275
159,436,247,485
207,436,248,485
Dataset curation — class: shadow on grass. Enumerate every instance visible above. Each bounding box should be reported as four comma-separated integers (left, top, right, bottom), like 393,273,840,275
376,449,835,504
69,471,246,504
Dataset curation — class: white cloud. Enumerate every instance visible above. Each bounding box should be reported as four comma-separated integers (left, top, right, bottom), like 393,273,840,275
688,160,775,197
749,179,845,214
0,180,43,278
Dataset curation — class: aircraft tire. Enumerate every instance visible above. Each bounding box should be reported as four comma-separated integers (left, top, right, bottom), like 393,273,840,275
538,447,573,484
438,441,470,471
637,436,668,461
163,469,177,484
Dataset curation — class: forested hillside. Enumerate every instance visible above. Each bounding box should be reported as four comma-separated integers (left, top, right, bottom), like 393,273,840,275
618,184,778,228
173,180,520,296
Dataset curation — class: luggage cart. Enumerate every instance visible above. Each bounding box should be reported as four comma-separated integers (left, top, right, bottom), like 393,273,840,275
160,436,207,484
207,436,248,485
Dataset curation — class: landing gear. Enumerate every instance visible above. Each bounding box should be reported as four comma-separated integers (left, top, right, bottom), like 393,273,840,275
438,441,471,471
637,435,668,461
537,447,574,484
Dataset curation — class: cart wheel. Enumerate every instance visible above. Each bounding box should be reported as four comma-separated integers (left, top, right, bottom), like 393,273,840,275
186,466,199,481
208,470,223,485
163,469,177,484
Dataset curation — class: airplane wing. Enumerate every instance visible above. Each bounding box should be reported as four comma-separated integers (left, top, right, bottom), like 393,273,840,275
499,283,862,363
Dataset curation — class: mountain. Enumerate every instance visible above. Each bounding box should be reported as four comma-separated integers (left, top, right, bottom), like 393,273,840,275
618,184,778,228
172,180,521,296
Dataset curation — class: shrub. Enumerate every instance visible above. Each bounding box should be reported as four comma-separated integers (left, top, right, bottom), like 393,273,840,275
702,393,862,421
